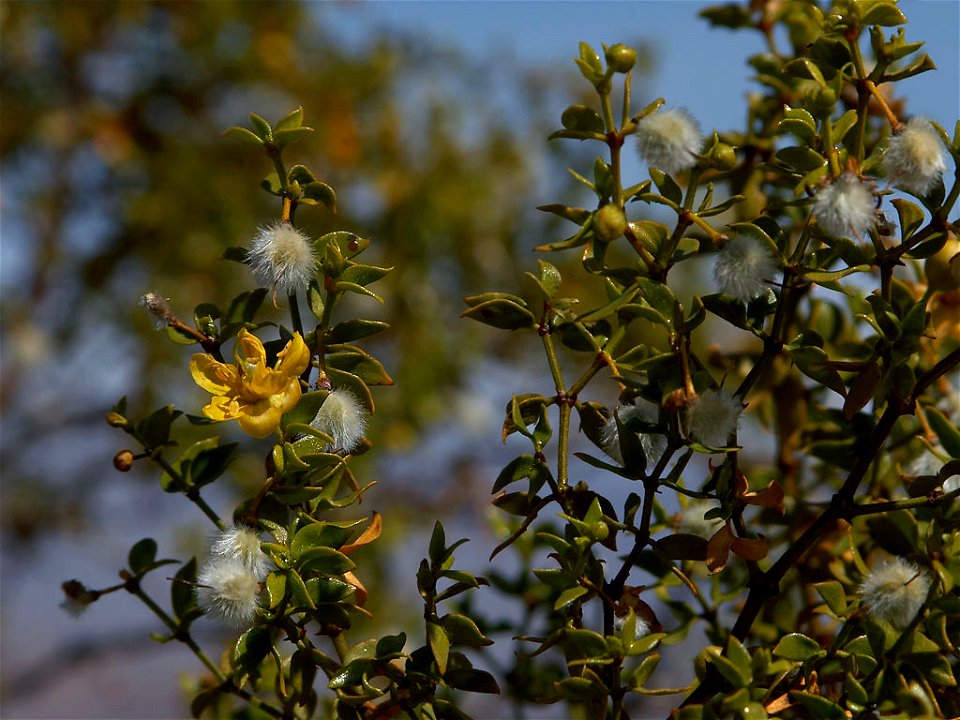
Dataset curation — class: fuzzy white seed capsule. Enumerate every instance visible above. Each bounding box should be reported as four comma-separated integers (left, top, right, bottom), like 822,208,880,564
713,235,779,303
139,291,175,330
600,402,666,467
685,388,742,448
211,524,271,580
247,222,316,297
859,557,931,629
883,118,948,196
310,389,368,453
614,613,652,641
677,500,725,539
635,108,702,174
196,558,261,626
812,173,876,239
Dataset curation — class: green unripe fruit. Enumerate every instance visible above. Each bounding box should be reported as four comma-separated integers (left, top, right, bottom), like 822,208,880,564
590,521,610,543
605,44,637,73
593,204,627,243
925,235,960,292
709,143,737,171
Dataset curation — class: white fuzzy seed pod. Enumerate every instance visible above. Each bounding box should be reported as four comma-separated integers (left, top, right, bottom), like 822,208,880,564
310,388,368,453
635,108,703,174
196,557,261,626
247,222,316,296
685,388,742,447
859,557,931,629
713,235,779,303
812,173,876,239
883,118,948,196
211,524,272,580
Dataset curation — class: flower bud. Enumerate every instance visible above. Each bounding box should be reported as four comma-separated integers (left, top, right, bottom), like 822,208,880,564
605,44,637,73
925,235,960,292
105,411,129,428
113,450,135,472
593,204,627,243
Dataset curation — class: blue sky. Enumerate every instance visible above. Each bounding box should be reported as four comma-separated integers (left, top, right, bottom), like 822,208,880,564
322,0,959,132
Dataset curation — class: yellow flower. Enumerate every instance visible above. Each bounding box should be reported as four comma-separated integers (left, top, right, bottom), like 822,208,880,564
190,329,310,438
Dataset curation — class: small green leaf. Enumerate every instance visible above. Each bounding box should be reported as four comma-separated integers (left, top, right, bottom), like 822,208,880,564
428,620,450,674
275,107,303,132
222,126,263,145
441,613,493,647
302,181,336,210
860,2,906,26
248,112,272,141
297,547,355,575
172,557,198,621
926,406,960,458
814,580,849,618
461,298,536,330
554,585,590,610
128,538,158,576
274,126,315,149
328,319,390,343
774,633,822,661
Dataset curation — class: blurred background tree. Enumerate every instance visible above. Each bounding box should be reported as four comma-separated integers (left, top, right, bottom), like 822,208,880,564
0,2,653,716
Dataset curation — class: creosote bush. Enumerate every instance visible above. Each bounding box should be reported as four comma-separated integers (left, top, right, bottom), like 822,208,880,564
66,1,959,718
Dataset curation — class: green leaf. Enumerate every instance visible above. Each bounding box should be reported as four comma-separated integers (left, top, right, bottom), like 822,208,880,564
266,572,286,609
274,127,314,149
248,112,272,142
776,146,827,173
492,455,550,494
441,613,493,647
860,2,906,26
326,350,393,385
779,106,816,141
172,557,198,621
539,259,562,297
554,585,590,610
791,692,845,719
927,406,960,458
560,104,604,133
445,668,500,694
233,626,273,685
222,126,263,145
328,319,390,343
340,263,393,287
774,633,822,661
334,281,382,303
831,109,858,142
302,181,336,210
328,657,372,689
462,298,536,330
128,538,158,576
892,198,924,242
136,405,182,449
297,547,355,575
187,442,237,488
707,647,749,688
649,167,683,206
428,620,450,674
814,580,849,618
260,172,282,196
274,107,303,132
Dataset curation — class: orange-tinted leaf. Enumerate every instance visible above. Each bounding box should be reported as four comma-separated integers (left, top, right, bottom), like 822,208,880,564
706,526,733,573
340,511,382,555
731,535,768,561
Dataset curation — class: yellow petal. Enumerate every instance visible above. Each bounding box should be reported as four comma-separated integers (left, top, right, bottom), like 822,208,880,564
237,402,282,439
202,395,241,421
191,354,239,395
276,332,311,378
271,380,303,415
236,328,267,367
